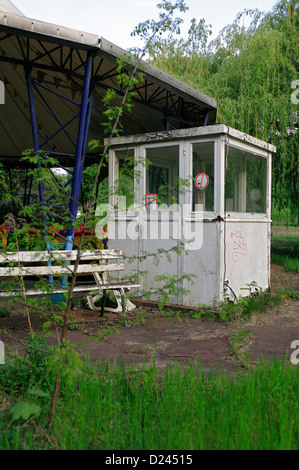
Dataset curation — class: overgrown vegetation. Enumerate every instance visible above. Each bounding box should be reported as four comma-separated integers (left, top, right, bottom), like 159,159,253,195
147,0,299,223
0,0,196,426
0,0,298,451
0,307,11,318
0,356,298,450
228,328,252,369
271,232,299,273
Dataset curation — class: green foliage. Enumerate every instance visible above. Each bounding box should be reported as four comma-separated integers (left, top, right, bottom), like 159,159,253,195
271,232,299,248
47,341,84,386
271,232,299,272
271,252,299,272
218,287,284,322
271,207,297,225
131,0,188,46
24,333,53,367
228,329,252,368
0,4,297,448
0,2,199,417
28,389,50,398
280,285,299,300
0,333,53,394
0,359,298,450
148,0,299,220
10,402,41,421
0,307,11,318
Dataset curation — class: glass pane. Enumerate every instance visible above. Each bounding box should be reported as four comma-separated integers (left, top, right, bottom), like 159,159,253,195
146,146,179,207
115,149,135,210
225,146,267,213
192,142,214,212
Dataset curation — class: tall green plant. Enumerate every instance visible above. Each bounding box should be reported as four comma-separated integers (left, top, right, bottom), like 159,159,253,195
148,0,299,222
0,0,191,425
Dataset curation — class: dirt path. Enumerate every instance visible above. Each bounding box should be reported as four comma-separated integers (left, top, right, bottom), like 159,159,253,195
1,264,298,373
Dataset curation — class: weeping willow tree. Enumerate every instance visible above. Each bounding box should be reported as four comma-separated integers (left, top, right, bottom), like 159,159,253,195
148,0,299,222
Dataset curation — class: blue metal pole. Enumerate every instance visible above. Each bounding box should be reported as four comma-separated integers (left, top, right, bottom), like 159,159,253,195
26,68,54,288
203,111,209,127
26,69,47,214
82,88,94,167
78,87,94,193
65,52,94,251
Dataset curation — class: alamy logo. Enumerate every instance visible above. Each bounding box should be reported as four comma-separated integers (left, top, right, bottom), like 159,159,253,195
0,79,5,104
290,340,299,365
291,80,299,105
95,199,204,251
0,340,4,365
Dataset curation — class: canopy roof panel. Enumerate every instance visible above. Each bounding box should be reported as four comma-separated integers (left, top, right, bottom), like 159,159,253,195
0,0,24,16
0,5,218,167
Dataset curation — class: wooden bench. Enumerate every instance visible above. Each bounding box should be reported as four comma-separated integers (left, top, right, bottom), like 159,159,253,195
0,249,140,316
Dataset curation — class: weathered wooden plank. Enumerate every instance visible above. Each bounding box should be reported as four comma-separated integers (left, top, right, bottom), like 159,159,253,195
0,282,140,297
0,249,141,316
0,262,124,277
0,249,122,263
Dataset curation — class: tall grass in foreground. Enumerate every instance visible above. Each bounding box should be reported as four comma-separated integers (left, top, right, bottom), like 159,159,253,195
1,358,298,450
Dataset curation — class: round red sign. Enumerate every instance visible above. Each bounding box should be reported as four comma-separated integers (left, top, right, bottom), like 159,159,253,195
195,173,209,190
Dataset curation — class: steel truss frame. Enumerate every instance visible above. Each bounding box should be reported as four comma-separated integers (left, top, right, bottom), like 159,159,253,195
0,33,95,248
25,52,94,250
0,32,210,248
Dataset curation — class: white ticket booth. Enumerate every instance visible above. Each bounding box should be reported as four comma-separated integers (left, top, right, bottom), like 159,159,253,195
104,125,275,307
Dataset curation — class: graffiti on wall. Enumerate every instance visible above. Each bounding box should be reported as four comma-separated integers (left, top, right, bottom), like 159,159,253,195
230,223,247,262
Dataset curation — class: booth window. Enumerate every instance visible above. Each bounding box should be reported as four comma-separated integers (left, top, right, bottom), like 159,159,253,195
145,146,179,207
225,146,267,213
115,149,135,211
192,142,215,212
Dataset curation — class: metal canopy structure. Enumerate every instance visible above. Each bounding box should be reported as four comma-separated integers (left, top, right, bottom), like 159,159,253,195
0,0,24,16
0,1,218,249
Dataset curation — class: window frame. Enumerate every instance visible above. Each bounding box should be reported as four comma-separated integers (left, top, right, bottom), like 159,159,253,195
144,144,180,209
224,142,269,218
191,140,216,215
109,146,138,218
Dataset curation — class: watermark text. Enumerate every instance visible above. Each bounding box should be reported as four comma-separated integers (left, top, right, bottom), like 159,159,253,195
0,79,4,105
0,340,4,365
95,199,204,251
291,80,299,105
290,340,299,365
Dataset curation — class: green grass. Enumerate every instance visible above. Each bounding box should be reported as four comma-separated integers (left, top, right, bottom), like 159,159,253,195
271,233,299,273
0,307,11,318
271,207,298,227
271,233,299,248
217,290,284,322
228,329,252,368
271,253,299,273
0,357,298,450
0,229,298,450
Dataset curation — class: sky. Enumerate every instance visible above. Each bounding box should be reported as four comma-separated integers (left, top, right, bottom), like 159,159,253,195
11,0,278,50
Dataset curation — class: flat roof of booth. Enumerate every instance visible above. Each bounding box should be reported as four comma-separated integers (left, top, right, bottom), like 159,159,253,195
107,125,277,153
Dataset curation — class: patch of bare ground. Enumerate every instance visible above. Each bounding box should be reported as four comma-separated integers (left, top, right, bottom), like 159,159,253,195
0,264,298,373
